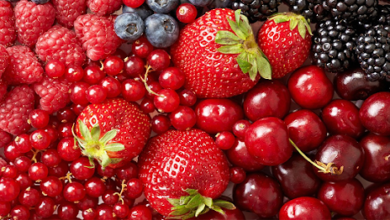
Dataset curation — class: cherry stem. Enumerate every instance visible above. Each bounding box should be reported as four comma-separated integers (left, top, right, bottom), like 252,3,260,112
139,65,163,98
113,179,127,205
31,149,40,163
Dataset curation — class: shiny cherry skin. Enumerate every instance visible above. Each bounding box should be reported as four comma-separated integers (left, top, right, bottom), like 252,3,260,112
195,99,243,134
58,202,79,219
154,89,180,113
132,36,154,58
215,131,236,150
229,167,246,184
232,120,251,141
233,173,283,218
128,204,153,220
359,92,390,136
96,204,116,220
10,205,30,220
158,67,185,90
314,135,364,182
147,49,170,71
40,176,63,197
100,77,121,98
284,109,327,152
288,65,333,109
279,197,331,220
36,197,56,218
115,161,138,181
176,3,197,23
169,106,196,131
85,177,106,198
151,114,171,134
321,99,364,139
124,56,145,77
18,187,41,207
70,157,95,180
245,117,292,166
360,133,390,182
63,182,86,202
226,140,264,171
272,154,321,199
334,67,387,100
178,89,197,107
243,80,291,121
317,178,364,216
57,137,82,161
363,183,390,220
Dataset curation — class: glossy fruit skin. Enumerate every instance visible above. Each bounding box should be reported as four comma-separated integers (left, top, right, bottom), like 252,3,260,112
153,89,180,113
360,133,390,182
233,173,283,218
288,65,333,109
40,176,63,197
128,204,153,220
70,157,95,180
243,80,291,121
279,197,331,220
318,178,364,216
151,115,171,134
57,137,82,161
63,182,86,202
363,183,390,220
321,99,364,139
169,106,197,131
176,3,197,23
272,154,321,199
284,109,327,152
245,117,292,166
314,135,364,182
359,92,390,136
195,99,243,134
36,197,56,218
226,140,265,171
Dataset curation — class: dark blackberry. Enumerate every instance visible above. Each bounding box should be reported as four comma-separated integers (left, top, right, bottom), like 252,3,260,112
322,0,379,24
360,5,390,29
356,25,390,81
312,20,357,73
232,0,282,23
285,0,329,23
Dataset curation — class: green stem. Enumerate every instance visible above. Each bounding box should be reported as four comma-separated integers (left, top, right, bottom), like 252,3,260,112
139,66,163,97
289,139,324,171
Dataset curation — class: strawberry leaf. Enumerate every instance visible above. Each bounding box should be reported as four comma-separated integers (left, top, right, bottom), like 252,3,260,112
105,143,125,152
99,129,118,145
215,31,242,45
217,45,244,54
214,200,236,210
78,120,92,141
211,205,225,215
235,9,241,25
168,198,181,206
186,194,202,209
203,197,213,208
290,18,299,31
257,56,272,80
91,126,101,140
227,18,247,40
101,151,111,168
237,59,252,74
298,22,306,39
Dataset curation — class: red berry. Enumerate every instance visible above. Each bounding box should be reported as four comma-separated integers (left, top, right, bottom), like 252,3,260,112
145,81,162,100
0,177,21,202
230,167,246,184
83,208,98,220
14,134,32,153
15,173,33,190
115,162,138,181
18,187,41,207
102,189,119,205
151,114,171,134
57,137,82,162
232,120,251,141
65,66,84,82
70,82,90,105
86,85,107,104
97,204,116,219
100,77,121,98
279,197,331,220
36,197,56,218
140,98,155,114
154,89,180,113
58,202,79,219
83,65,105,84
28,109,50,129
125,178,143,199
178,89,197,106
169,106,196,131
45,60,66,78
30,130,51,150
132,36,154,58
176,3,197,23
14,156,32,173
104,55,124,76
124,56,146,78
77,196,98,211
97,164,115,178
121,79,146,102
10,205,30,220
113,203,130,218
215,131,236,150
4,142,22,161
40,176,63,197
57,107,77,124
147,49,170,71
28,162,49,181
85,177,106,198
48,161,69,178
2,165,17,178
0,202,11,217
128,205,153,220
158,67,185,90
63,182,86,202
70,157,95,180
57,122,74,138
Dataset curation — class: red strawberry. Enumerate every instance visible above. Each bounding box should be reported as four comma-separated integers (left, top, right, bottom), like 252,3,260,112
87,0,122,16
3,45,44,85
258,13,312,79
138,129,232,219
74,14,123,61
52,0,87,28
33,76,72,114
14,0,56,47
171,9,271,98
0,0,16,46
0,44,9,77
36,25,86,67
74,98,151,169
0,85,34,136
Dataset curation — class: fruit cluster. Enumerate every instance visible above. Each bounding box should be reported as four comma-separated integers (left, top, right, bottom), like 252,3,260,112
0,0,390,219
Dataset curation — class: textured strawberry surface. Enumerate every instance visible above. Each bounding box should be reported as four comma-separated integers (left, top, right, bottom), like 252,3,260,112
87,0,122,16
52,0,87,28
0,0,16,46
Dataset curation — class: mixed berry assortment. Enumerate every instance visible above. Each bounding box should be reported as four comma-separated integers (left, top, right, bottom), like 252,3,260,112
0,0,390,219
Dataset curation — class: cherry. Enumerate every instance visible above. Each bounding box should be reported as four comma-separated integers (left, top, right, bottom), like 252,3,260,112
28,162,48,181
18,187,40,207
145,81,162,100
85,177,106,198
121,79,146,102
226,140,264,171
279,197,331,220
176,3,197,23
63,182,86,202
14,156,31,172
169,105,197,131
243,80,291,121
232,120,251,141
70,103,87,116
65,66,84,82
15,173,33,190
104,55,124,76
102,189,119,205
45,60,66,78
158,67,185,90
58,202,79,219
70,82,90,105
359,92,390,136
70,157,95,180
321,99,364,139
83,65,105,84
334,67,388,100
14,134,32,154
82,208,98,220
5,142,22,161
154,89,180,113
36,197,56,218
178,89,197,106
318,178,364,216
233,173,282,218
363,183,390,220
140,98,155,114
0,177,20,202
128,204,153,220
195,99,243,134
229,167,246,184
28,109,50,129
86,85,107,104
124,56,146,78
147,49,170,71
151,114,171,134
2,165,17,178
273,154,321,199
125,178,143,199
214,131,235,150
288,65,333,109
100,77,121,98
30,130,51,150
40,176,63,197
0,202,11,217
10,205,30,220
314,135,364,182
113,202,130,218
77,196,98,211
57,137,82,161
116,161,138,181
132,36,154,58
96,164,115,178
44,126,59,144
97,204,116,220
245,117,292,166
284,109,327,152
57,107,76,123
48,161,69,178
41,149,62,168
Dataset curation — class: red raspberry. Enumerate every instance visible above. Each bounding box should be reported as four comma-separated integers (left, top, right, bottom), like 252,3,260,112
87,0,122,16
33,76,72,114
0,0,16,46
0,85,34,136
3,46,44,85
0,130,11,148
52,0,87,28
0,44,9,77
14,0,56,47
74,14,123,61
0,80,7,101
36,25,86,67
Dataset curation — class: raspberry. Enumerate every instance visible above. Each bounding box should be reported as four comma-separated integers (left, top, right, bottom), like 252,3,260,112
14,0,56,47
52,0,87,28
36,25,86,67
0,85,35,136
0,80,7,101
74,14,123,61
0,0,16,46
33,76,72,114
3,46,44,85
0,130,11,148
87,0,122,16
0,44,9,77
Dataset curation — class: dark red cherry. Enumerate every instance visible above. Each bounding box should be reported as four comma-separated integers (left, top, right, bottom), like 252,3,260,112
58,202,79,219
36,197,56,218
169,106,196,131
363,183,390,220
229,167,246,184
124,56,145,78
63,182,86,202
10,205,30,220
85,177,106,198
359,92,390,136
243,80,291,121
128,204,153,220
140,98,155,114
233,173,283,218
226,140,264,171
132,36,154,58
215,131,236,150
279,197,331,220
115,161,138,181
40,176,63,197
232,120,251,141
151,114,171,134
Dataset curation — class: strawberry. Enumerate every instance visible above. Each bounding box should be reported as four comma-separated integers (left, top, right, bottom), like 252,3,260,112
0,0,16,46
258,13,312,79
74,98,151,169
138,129,233,219
170,9,271,98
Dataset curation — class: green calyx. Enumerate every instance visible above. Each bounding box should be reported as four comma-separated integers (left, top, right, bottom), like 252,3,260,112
269,12,313,39
73,120,125,169
166,189,236,220
215,9,272,80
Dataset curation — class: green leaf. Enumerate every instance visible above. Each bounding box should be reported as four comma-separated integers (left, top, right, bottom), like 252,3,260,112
248,54,258,81
172,204,188,211
257,57,272,80
289,18,298,31
168,198,181,206
105,143,125,152
170,207,190,216
236,59,252,74
211,205,225,215
235,9,241,25
75,137,87,149
239,14,252,33
217,44,244,54
272,15,289,24
298,21,306,39
180,196,192,205
99,129,118,145
101,151,111,168
227,18,247,40
186,194,202,209
203,197,213,208
78,120,92,141
184,189,198,196
195,204,206,217
215,31,242,45
85,158,95,169
213,200,236,210
304,20,313,35
91,126,101,140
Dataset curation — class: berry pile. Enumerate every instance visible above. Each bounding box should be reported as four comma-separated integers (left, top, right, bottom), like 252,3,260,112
0,0,390,219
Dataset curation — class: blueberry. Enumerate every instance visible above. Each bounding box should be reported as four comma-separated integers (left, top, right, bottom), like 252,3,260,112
123,4,153,20
31,0,50,4
145,14,179,48
188,0,213,7
146,0,179,13
114,13,145,41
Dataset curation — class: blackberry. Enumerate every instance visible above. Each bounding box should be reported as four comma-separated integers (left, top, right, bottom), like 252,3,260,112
356,25,390,81
231,0,281,22
285,0,329,23
312,20,357,73
322,0,379,24
360,5,390,29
